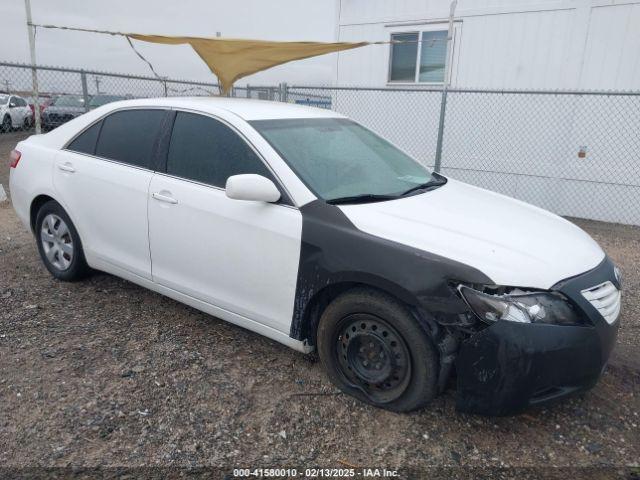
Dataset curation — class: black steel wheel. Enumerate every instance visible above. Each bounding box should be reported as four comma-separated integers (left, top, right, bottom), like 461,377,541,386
336,313,411,404
318,288,438,412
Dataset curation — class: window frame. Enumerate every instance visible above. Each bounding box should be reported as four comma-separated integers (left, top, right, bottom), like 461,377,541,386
387,23,459,86
63,105,296,207
62,106,171,172
157,108,295,207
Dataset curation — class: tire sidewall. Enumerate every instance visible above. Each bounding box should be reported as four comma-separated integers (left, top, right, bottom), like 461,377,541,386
317,288,439,412
35,201,89,281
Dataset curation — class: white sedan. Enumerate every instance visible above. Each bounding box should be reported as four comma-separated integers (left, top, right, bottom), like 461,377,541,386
9,97,621,415
1,94,33,132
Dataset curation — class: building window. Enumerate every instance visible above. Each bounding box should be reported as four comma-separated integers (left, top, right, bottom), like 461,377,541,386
389,30,449,84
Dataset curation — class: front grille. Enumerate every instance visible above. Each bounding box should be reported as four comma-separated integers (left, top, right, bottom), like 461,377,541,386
581,281,621,325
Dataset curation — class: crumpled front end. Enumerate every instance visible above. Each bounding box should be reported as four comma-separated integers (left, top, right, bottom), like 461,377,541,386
454,256,620,416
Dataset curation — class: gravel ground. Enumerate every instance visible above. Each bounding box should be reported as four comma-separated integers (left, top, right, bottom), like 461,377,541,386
0,131,639,475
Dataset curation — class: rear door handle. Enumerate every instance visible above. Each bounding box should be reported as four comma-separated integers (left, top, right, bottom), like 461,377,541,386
152,192,178,204
58,163,75,173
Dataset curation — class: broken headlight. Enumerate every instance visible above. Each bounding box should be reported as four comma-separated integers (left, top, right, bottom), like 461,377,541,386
458,285,585,326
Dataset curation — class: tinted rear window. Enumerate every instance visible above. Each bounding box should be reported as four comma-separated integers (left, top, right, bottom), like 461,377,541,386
67,121,102,155
95,109,165,168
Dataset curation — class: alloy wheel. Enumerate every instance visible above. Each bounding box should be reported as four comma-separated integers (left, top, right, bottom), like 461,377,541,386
40,214,74,271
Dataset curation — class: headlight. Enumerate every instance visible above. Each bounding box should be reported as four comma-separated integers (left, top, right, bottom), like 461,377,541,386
458,285,585,326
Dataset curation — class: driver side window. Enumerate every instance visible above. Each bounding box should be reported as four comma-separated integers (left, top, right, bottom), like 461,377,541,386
166,112,276,190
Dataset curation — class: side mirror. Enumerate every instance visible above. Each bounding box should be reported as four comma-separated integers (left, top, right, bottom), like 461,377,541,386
225,174,281,203
9,102,16,108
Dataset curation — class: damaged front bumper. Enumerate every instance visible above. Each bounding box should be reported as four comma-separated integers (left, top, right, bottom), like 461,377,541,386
454,257,620,416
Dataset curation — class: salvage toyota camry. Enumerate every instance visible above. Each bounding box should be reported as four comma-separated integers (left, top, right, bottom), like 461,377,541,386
9,97,621,415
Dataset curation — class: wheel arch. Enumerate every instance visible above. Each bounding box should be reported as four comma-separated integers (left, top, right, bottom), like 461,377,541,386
299,274,427,347
30,194,57,233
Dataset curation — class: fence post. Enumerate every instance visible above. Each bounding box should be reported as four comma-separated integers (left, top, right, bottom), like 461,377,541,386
161,77,168,97
279,82,288,103
80,70,90,112
24,0,41,133
433,87,448,173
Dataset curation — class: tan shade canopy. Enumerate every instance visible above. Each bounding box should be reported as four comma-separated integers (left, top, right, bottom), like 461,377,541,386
128,34,368,94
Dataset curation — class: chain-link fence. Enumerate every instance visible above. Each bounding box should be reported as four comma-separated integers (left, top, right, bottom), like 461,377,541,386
288,86,640,226
2,61,639,225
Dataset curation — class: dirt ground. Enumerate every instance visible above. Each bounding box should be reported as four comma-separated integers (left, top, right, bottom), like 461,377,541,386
0,131,639,476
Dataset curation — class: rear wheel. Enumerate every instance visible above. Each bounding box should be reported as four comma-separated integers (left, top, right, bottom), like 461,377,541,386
317,288,438,412
22,116,32,131
2,115,11,133
35,200,90,281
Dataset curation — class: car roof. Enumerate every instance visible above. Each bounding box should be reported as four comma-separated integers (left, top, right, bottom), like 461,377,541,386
100,96,344,121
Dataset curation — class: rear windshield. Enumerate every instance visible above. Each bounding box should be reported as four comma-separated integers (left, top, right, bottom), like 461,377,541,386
89,95,124,107
52,96,86,107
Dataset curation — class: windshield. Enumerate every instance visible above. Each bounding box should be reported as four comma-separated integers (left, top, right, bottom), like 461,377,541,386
89,95,123,107
52,95,85,107
251,118,437,202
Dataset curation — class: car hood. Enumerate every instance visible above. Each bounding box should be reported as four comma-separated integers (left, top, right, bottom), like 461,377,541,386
338,178,605,289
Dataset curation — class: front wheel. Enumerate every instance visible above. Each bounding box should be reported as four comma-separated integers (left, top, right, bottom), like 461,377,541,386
317,288,438,412
35,200,90,281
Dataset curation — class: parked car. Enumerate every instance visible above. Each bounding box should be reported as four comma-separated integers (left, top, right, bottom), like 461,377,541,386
9,98,621,415
41,94,88,130
0,94,34,132
88,94,126,110
25,95,53,118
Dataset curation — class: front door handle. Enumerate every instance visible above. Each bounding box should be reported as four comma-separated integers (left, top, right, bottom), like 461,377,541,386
58,162,75,173
152,192,178,204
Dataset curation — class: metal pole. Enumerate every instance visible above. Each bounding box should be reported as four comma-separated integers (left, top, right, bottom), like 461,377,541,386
433,0,457,173
24,0,41,133
161,77,168,97
443,0,457,87
433,89,448,173
280,82,288,103
80,70,90,112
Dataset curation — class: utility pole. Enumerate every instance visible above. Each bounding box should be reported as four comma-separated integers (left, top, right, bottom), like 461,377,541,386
24,0,41,133
433,0,457,173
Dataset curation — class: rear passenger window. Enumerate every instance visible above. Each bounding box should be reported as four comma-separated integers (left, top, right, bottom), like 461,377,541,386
95,109,165,168
167,112,274,188
67,121,102,155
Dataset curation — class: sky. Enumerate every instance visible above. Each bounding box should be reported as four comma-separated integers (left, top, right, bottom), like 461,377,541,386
1,0,340,86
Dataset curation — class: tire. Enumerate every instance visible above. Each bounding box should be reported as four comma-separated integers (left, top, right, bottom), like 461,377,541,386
22,116,32,131
2,115,11,133
35,200,90,281
317,288,438,412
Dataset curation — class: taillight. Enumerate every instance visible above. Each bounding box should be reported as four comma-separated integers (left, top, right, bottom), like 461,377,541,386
10,149,21,168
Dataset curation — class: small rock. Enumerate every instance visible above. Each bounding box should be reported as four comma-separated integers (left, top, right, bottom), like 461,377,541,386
586,443,603,454
278,430,287,439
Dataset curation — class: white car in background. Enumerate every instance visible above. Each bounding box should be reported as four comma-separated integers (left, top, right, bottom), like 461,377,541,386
0,94,33,132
